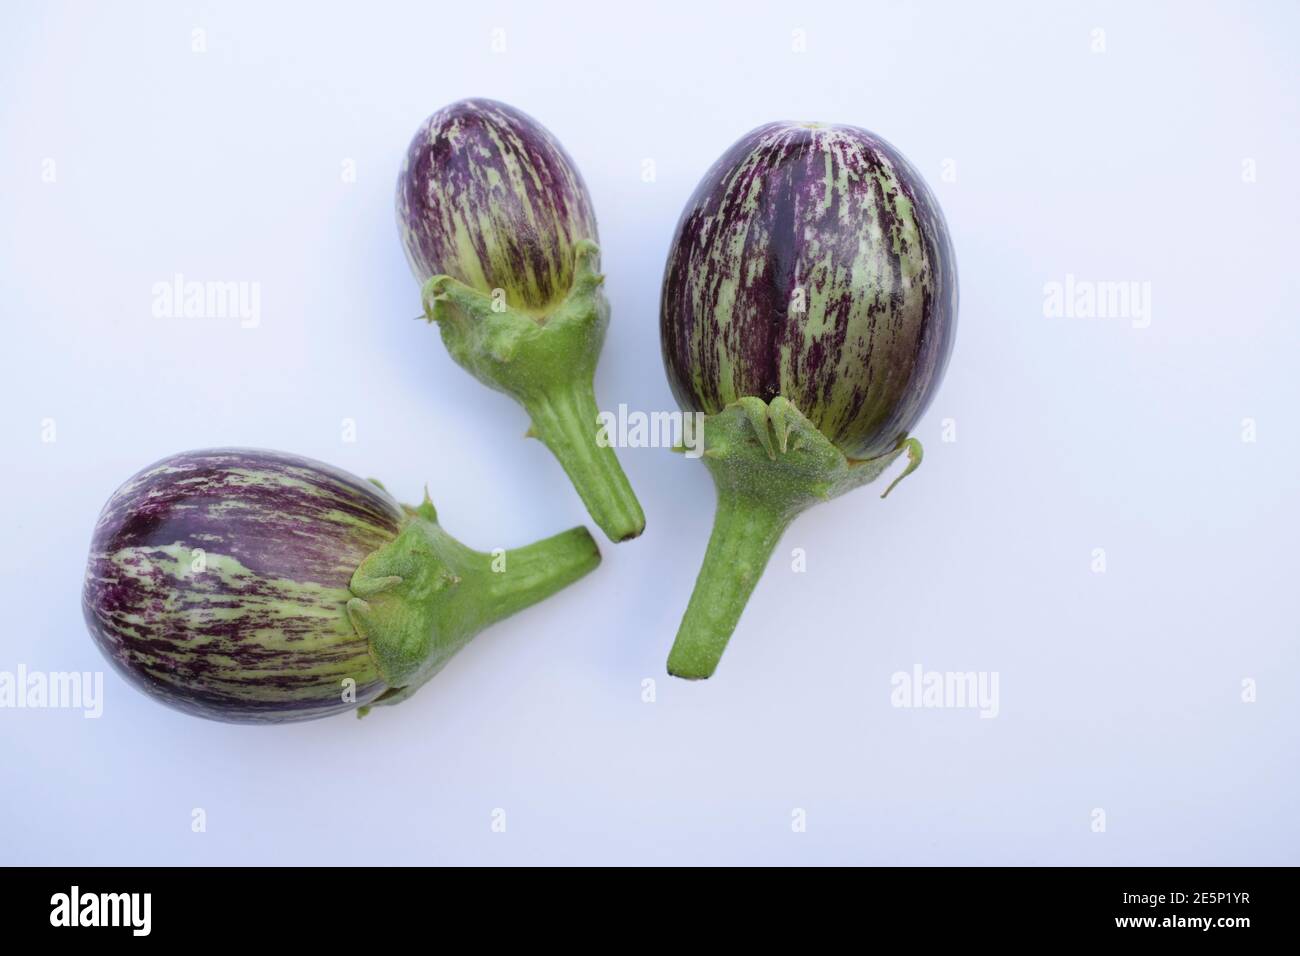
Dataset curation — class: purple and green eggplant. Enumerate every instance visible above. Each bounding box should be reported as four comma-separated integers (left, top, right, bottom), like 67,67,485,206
81,449,599,723
397,98,645,543
660,122,958,679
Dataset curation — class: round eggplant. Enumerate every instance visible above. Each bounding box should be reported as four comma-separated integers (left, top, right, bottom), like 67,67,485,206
83,449,599,722
659,121,958,679
397,99,644,543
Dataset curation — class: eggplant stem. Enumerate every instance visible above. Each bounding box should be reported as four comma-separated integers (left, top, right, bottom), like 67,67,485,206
665,397,920,679
486,525,603,627
420,242,645,543
667,488,795,679
525,382,645,543
347,512,600,700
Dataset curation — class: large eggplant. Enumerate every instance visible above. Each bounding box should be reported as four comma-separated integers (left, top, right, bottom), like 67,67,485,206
397,98,645,543
82,449,599,722
660,121,958,679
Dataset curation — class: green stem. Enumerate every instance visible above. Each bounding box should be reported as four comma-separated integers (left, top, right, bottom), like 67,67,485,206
346,497,601,710
422,241,646,544
483,525,602,627
667,487,796,679
525,381,645,543
664,396,923,680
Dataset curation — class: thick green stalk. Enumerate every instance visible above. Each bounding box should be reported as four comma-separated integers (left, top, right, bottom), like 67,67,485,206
347,497,600,711
666,397,922,680
423,240,645,542
480,524,602,627
524,381,645,543
667,488,796,679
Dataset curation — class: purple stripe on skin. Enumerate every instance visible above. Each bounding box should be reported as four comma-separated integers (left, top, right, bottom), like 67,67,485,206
81,449,399,722
660,122,958,460
397,98,598,311
87,448,402,587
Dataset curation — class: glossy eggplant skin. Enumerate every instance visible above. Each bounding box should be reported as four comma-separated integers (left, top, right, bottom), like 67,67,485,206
397,98,599,314
82,449,401,723
661,122,958,459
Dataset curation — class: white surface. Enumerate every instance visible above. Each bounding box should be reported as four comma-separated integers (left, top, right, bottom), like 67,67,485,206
1,0,1296,865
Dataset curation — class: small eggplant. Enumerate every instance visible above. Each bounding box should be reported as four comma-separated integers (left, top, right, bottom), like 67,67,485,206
81,449,599,722
397,98,645,543
660,121,958,679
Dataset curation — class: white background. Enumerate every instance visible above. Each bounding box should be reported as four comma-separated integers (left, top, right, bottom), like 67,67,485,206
2,0,1297,865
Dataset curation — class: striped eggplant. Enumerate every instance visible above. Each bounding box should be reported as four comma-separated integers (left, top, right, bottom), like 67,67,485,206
397,98,645,543
659,121,958,679
82,449,600,723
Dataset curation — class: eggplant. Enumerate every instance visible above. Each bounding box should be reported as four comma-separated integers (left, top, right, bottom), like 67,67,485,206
81,449,599,722
397,98,645,543
660,121,958,679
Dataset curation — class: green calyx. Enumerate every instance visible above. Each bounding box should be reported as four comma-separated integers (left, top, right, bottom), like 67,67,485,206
421,240,645,543
667,396,922,680
346,494,600,715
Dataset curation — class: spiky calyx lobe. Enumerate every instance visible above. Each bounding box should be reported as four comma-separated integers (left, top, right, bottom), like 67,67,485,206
666,398,920,680
661,121,957,460
423,241,645,543
82,450,601,723
397,98,598,314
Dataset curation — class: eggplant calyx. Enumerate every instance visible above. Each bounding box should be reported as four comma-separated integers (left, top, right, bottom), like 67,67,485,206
346,504,601,712
703,396,920,507
419,242,645,543
666,396,921,680
419,239,607,396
